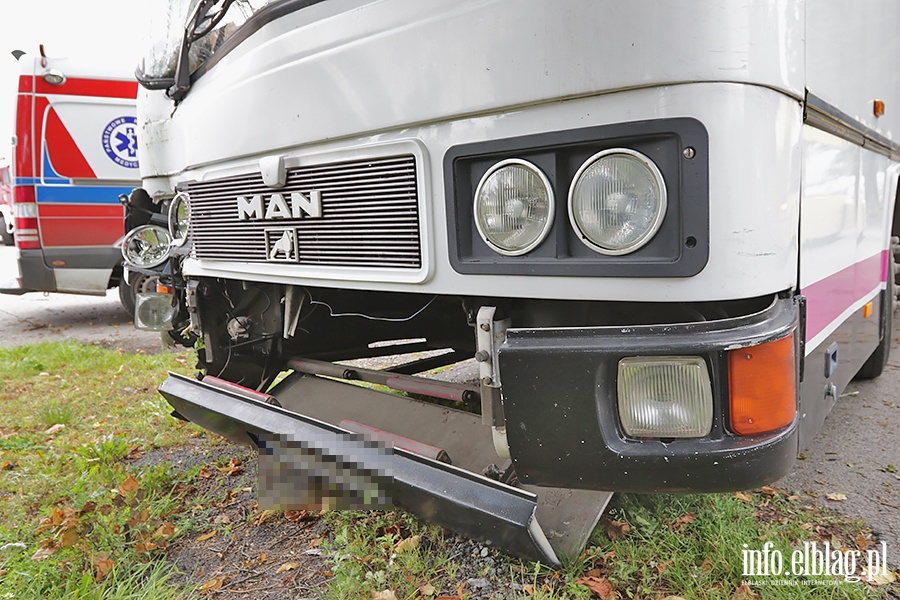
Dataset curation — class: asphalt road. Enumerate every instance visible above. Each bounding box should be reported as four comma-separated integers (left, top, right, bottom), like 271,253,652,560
0,242,897,561
0,245,162,352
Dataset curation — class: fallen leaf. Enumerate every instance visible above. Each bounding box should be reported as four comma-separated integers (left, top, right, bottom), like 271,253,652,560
656,559,673,574
372,591,399,600
92,552,115,581
196,530,217,542
393,534,420,554
30,546,57,561
218,458,243,476
198,466,212,479
59,528,79,548
825,492,848,502
44,424,65,435
153,522,176,539
575,576,614,599
699,557,714,572
135,541,158,553
256,509,278,525
419,583,437,596
522,583,534,596
759,486,778,497
601,518,631,541
197,575,229,592
730,581,759,600
861,565,897,585
214,514,231,524
276,562,300,574
0,460,17,471
670,512,696,531
734,491,753,502
120,475,140,494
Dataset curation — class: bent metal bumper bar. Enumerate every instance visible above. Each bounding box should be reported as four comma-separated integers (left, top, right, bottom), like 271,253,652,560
158,372,562,566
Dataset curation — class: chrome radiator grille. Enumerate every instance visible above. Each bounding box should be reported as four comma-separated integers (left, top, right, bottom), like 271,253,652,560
184,155,421,269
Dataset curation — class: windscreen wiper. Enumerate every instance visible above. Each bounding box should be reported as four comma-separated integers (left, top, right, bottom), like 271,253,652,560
169,0,236,102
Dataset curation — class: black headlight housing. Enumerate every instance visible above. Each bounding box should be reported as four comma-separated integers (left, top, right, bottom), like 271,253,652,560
444,117,709,277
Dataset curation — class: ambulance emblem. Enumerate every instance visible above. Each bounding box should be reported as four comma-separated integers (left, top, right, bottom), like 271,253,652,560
102,116,139,169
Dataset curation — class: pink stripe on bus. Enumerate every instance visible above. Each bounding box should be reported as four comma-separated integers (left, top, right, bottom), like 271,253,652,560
801,250,887,343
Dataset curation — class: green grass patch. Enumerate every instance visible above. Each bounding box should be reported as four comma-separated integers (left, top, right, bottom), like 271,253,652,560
0,342,201,598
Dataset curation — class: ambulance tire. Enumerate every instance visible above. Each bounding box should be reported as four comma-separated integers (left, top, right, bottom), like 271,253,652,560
0,217,13,246
854,278,893,380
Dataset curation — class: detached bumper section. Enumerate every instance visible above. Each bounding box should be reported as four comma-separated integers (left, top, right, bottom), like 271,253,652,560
498,296,801,492
158,373,560,566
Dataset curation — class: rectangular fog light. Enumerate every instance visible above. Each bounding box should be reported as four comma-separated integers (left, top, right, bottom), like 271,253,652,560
134,292,175,331
617,356,713,438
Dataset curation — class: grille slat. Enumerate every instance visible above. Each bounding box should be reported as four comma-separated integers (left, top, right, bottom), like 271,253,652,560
186,155,421,269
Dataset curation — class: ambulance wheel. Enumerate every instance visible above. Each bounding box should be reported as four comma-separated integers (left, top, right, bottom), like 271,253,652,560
0,217,13,246
119,273,158,318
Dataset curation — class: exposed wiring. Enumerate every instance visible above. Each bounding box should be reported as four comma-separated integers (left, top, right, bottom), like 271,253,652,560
308,296,437,322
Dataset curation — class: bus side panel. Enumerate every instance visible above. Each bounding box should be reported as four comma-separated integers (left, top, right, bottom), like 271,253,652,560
798,126,894,445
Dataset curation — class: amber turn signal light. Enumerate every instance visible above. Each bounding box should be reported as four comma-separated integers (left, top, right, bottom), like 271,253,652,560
728,334,796,435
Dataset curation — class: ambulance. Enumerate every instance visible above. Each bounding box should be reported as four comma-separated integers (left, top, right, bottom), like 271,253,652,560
1,47,141,312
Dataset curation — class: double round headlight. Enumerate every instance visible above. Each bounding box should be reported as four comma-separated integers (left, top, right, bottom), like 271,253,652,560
568,149,666,255
474,159,554,256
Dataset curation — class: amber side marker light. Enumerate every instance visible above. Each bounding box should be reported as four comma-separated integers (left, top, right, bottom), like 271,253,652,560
156,283,174,294
728,334,796,435
863,301,873,319
874,99,885,117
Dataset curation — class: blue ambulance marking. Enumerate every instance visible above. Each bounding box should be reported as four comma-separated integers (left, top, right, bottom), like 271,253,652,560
35,185,132,205
41,147,70,184
102,116,139,169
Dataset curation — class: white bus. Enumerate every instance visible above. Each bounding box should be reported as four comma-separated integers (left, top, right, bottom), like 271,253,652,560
123,0,900,565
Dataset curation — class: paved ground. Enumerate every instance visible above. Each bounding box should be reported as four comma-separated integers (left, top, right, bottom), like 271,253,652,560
0,245,162,352
779,343,900,560
1,242,897,563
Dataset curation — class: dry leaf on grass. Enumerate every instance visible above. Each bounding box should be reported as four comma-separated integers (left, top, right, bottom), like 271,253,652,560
92,552,115,582
419,583,436,596
276,562,300,574
371,590,399,600
730,581,759,600
825,492,848,502
575,576,615,599
196,530,217,542
44,424,65,435
733,491,753,502
393,534,420,554
120,475,140,494
670,512,696,531
600,517,631,541
197,575,230,592
861,565,896,585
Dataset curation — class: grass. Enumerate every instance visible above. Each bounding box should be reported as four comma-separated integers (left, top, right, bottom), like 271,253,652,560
0,341,896,599
0,342,199,599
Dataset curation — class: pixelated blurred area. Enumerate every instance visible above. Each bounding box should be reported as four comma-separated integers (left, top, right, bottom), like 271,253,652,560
258,432,394,511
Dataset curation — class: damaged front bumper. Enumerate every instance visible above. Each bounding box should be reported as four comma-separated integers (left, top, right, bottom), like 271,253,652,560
499,295,801,492
159,373,563,566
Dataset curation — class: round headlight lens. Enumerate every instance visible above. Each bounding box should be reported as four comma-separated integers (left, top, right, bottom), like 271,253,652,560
568,149,666,255
474,159,554,256
122,225,172,268
168,192,190,246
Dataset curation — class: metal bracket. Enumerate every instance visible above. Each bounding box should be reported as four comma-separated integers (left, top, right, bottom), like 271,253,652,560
475,307,510,458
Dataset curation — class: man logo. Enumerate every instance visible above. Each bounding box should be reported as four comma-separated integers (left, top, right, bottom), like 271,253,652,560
266,229,298,262
238,191,322,221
